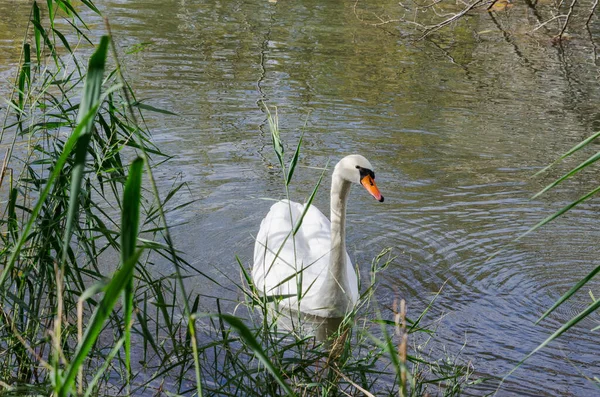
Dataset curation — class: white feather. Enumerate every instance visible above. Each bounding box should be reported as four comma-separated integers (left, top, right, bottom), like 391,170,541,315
252,154,381,318
252,200,358,317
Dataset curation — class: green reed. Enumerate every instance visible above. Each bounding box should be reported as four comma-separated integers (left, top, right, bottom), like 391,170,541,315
501,128,600,389
0,1,474,396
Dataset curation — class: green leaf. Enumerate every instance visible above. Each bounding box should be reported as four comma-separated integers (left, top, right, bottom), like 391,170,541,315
52,28,73,55
125,42,153,55
517,184,600,241
23,43,30,84
262,103,284,169
371,313,405,388
534,130,600,176
83,338,125,397
197,313,296,396
532,150,600,199
0,104,99,290
121,158,144,379
7,188,18,240
537,263,600,324
80,0,102,15
237,255,254,292
20,121,70,136
54,0,89,29
30,19,59,68
57,249,144,397
32,2,41,64
132,101,179,116
17,43,30,110
122,158,143,262
46,0,55,28
408,283,443,334
286,133,303,186
60,36,109,268
293,164,326,236
503,299,600,385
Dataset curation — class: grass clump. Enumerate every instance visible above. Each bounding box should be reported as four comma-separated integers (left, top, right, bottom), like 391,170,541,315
0,1,475,396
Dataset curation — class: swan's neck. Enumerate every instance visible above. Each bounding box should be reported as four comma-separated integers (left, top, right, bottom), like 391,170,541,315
330,174,350,270
325,173,352,312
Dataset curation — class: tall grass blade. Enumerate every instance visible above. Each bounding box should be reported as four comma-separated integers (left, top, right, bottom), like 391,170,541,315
83,338,125,397
263,104,284,169
32,2,41,64
132,101,179,116
534,131,600,176
517,184,600,241
57,249,144,397
121,158,144,381
17,44,30,111
52,28,73,55
0,105,99,290
532,151,600,199
7,188,18,240
30,19,59,68
46,0,55,28
199,313,296,396
80,0,102,15
60,35,108,268
408,283,444,333
104,27,205,397
503,298,600,386
23,43,31,84
292,165,326,236
286,133,303,186
372,314,403,383
536,263,600,324
237,255,256,295
54,0,89,29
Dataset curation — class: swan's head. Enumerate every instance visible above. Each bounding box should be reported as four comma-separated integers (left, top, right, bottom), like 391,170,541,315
334,154,384,202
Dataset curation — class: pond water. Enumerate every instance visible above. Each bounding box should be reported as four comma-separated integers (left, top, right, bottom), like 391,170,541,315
2,1,600,395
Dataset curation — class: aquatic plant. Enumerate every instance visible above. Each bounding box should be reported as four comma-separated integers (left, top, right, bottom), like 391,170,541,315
495,129,600,389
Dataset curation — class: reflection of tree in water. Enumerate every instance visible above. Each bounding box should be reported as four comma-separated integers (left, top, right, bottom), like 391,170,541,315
353,0,598,42
354,0,599,152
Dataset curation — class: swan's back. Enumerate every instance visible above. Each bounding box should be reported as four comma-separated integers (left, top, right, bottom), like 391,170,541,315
252,200,358,316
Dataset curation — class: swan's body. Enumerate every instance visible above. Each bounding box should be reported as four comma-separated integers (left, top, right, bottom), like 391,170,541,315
252,155,383,318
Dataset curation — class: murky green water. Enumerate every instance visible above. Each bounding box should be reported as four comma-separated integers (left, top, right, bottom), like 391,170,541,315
2,1,600,395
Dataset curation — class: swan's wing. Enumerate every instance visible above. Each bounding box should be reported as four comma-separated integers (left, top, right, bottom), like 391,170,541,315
252,200,332,299
288,204,358,305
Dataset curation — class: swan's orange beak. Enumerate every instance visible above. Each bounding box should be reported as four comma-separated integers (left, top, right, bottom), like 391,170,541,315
361,175,384,202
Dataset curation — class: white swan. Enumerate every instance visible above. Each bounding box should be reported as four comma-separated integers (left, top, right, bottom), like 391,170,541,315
252,155,384,318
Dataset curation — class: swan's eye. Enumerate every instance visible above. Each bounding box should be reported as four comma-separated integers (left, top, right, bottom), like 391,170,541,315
357,166,375,180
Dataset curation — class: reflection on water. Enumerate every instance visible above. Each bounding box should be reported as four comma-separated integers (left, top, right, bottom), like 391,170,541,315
271,308,345,345
2,0,600,395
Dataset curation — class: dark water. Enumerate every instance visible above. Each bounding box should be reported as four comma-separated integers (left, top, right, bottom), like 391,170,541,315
2,1,600,395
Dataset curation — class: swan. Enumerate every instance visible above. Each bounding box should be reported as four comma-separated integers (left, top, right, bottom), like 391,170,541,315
252,155,384,318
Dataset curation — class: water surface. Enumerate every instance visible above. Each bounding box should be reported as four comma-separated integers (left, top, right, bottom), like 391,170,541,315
2,1,600,395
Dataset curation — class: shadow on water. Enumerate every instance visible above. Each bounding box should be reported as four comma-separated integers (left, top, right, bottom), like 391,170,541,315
271,308,345,345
